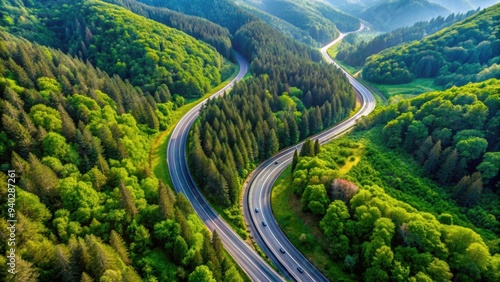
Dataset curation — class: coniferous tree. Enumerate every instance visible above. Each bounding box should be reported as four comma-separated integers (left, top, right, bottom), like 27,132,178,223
120,181,138,216
291,149,299,174
438,149,458,184
424,140,442,174
314,139,321,156
110,230,131,265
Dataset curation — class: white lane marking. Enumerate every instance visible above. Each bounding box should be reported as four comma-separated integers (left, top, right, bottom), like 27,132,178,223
248,24,376,282
168,58,283,282
255,160,316,282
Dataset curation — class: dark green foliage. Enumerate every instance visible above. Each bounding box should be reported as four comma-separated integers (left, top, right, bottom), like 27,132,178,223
363,4,500,86
188,15,355,208
337,10,479,67
373,79,500,196
240,0,360,45
358,0,451,31
0,27,241,281
104,0,233,58
288,135,500,280
1,0,228,98
189,70,354,207
138,0,256,33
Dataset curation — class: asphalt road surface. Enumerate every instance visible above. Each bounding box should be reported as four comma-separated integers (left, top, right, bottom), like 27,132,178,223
167,53,286,282
243,24,376,282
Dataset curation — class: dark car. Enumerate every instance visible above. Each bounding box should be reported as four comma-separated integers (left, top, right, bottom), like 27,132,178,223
255,208,259,213
297,267,304,273
274,161,279,164
262,221,267,227
279,248,286,254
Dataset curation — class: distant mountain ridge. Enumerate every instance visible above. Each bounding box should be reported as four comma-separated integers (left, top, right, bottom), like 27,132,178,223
362,3,500,87
359,0,451,31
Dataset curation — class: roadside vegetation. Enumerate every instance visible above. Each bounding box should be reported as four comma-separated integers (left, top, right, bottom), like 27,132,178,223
272,79,500,281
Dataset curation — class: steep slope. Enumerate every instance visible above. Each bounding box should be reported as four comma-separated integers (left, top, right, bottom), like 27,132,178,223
336,9,479,67
235,1,319,46
431,0,500,13
273,79,500,282
363,3,500,87
360,0,451,31
103,0,233,58
240,0,360,44
138,0,256,33
1,0,228,98
0,31,244,282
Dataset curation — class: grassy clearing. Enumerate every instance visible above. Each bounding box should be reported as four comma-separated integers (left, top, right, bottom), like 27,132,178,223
272,168,357,282
338,145,363,175
370,78,441,99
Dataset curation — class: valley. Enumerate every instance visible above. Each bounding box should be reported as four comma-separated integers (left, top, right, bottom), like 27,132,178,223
1,0,499,281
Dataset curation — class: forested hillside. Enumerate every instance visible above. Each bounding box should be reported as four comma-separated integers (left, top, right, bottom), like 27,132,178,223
336,10,479,67
138,0,256,33
238,0,360,44
359,0,450,31
1,0,229,98
363,3,500,87
104,0,233,58
276,79,500,281
0,31,244,281
188,19,356,235
369,79,500,198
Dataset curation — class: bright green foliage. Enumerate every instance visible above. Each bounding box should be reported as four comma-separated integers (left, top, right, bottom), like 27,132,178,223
30,104,62,132
0,0,230,98
188,265,216,282
104,0,233,58
301,184,329,214
372,79,500,199
363,3,500,87
285,131,499,280
240,0,360,45
337,10,479,67
0,25,242,282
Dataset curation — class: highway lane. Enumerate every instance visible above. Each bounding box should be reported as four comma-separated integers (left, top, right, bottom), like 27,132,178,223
243,25,376,282
167,53,286,282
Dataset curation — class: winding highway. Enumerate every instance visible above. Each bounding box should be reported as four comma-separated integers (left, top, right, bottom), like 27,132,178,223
243,25,376,282
167,24,375,281
167,53,285,281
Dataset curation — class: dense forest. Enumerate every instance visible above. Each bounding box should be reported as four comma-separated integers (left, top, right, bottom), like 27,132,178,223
283,80,500,281
368,79,500,201
187,17,356,234
0,0,250,280
138,0,256,34
363,3,500,87
103,0,234,59
1,0,229,98
235,2,320,47
0,31,244,281
358,0,451,31
238,0,360,45
336,9,480,67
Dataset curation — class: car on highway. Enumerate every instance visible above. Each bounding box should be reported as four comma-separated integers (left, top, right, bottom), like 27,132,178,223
262,221,267,227
274,161,279,164
297,266,304,273
255,208,259,213
279,248,286,254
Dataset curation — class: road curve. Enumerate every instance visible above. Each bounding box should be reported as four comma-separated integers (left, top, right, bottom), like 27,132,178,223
167,53,285,282
243,25,376,282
